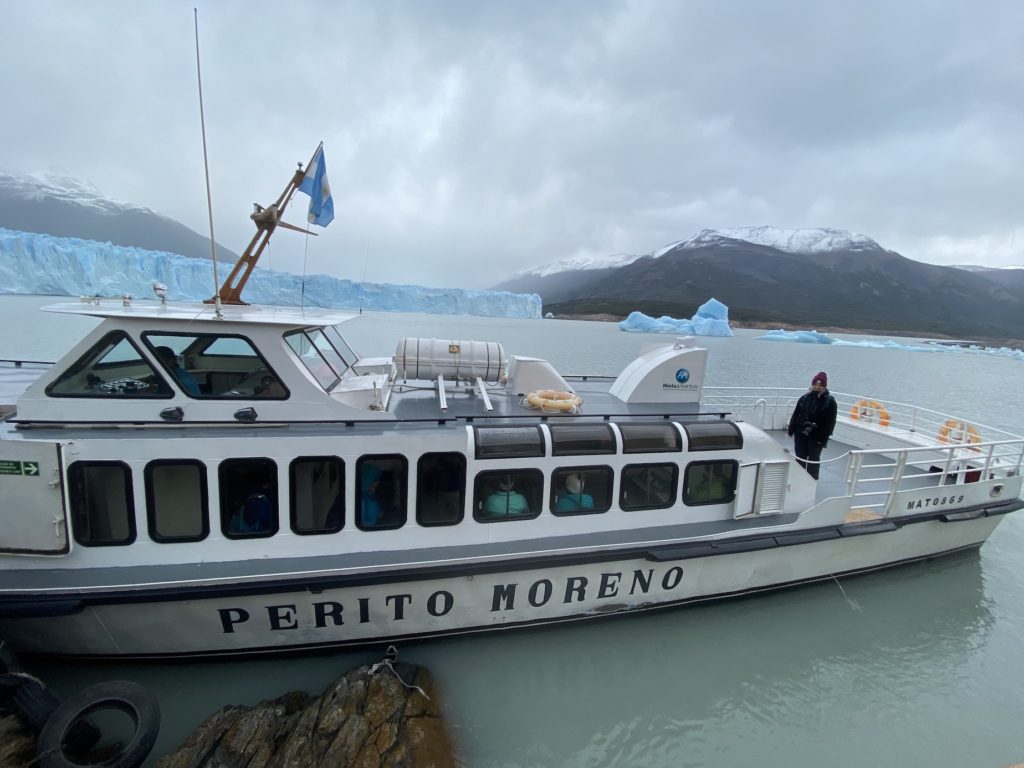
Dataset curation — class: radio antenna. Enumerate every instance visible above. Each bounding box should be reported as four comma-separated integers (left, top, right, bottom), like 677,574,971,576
193,8,223,319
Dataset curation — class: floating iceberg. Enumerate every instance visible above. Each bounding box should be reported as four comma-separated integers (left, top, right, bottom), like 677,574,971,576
756,327,1024,362
619,298,734,337
0,228,542,319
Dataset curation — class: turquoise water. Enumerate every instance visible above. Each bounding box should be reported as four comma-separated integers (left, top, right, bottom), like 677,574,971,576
4,297,1024,767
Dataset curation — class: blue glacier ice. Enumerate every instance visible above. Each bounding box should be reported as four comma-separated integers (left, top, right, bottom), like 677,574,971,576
0,228,542,318
618,297,734,337
756,328,1024,362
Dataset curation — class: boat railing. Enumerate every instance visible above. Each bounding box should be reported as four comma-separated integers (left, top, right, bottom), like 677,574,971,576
840,438,1024,517
701,386,1021,446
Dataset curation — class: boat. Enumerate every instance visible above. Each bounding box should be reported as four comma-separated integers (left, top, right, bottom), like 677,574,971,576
1,151,1022,659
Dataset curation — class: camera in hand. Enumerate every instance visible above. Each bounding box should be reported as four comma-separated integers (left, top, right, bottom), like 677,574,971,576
800,421,816,437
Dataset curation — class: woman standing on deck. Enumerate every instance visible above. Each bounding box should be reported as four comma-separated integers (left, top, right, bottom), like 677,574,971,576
787,371,838,480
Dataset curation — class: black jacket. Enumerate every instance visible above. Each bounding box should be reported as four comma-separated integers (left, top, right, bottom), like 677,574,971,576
788,388,838,445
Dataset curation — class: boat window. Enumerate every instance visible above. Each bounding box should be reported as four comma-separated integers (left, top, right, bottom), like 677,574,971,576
549,424,616,456
142,333,287,399
356,455,407,530
473,426,545,460
618,423,682,454
417,453,466,526
47,331,174,399
620,463,678,511
550,466,613,516
473,469,543,522
291,457,345,534
285,329,344,391
324,325,358,369
219,458,278,539
145,460,208,542
67,461,136,546
683,422,744,451
683,460,739,506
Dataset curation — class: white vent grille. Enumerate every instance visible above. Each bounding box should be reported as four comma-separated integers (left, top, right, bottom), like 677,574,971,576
755,462,788,514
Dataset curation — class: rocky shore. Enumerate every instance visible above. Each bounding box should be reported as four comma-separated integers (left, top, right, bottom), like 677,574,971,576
1,658,454,768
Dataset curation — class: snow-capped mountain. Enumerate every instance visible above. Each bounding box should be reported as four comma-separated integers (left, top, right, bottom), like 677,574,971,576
654,226,884,257
0,168,239,263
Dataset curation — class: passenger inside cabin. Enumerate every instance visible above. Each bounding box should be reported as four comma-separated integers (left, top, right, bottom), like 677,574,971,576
556,473,594,512
360,465,383,526
229,488,274,534
155,346,201,396
483,478,530,518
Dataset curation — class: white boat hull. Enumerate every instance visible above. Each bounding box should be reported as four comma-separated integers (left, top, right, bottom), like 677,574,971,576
1,514,1002,658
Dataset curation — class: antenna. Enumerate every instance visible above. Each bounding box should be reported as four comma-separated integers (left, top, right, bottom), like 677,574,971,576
194,9,223,318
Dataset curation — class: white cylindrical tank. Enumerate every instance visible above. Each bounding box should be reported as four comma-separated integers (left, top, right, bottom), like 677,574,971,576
395,338,507,382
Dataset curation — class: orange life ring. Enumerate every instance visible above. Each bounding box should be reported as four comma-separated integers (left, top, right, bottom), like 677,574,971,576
525,389,582,413
849,398,890,427
937,419,982,450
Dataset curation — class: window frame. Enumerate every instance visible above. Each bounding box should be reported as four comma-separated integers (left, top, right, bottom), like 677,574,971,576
682,421,744,452
67,460,137,547
416,452,466,527
144,459,209,543
355,454,408,531
618,423,683,454
682,459,740,506
218,457,279,539
289,455,345,535
549,465,613,516
619,462,679,511
46,331,174,400
548,424,617,457
473,426,545,460
473,468,544,522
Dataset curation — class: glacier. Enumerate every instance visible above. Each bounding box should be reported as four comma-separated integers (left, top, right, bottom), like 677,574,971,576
618,298,734,337
0,228,542,318
757,328,1024,362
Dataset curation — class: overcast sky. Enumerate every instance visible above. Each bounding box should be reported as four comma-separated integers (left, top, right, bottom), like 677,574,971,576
2,1,1022,289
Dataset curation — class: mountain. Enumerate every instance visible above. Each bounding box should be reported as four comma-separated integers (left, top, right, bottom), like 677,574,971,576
495,227,1024,340
0,168,239,263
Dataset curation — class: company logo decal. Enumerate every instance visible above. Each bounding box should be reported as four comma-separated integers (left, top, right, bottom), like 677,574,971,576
675,368,690,384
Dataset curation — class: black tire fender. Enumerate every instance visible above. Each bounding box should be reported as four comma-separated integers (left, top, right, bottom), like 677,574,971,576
37,680,160,768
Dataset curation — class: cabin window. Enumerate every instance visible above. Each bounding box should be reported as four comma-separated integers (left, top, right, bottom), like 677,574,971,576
620,463,678,511
549,424,616,456
417,453,466,526
473,469,543,521
683,460,739,506
290,457,344,534
47,331,173,399
356,455,407,530
145,460,208,542
67,461,136,546
219,458,278,538
682,422,744,451
285,329,345,391
142,333,286,399
473,426,545,460
550,466,613,515
618,423,682,454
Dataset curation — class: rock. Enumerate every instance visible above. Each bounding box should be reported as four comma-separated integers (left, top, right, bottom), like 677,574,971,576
0,714,35,768
155,662,454,768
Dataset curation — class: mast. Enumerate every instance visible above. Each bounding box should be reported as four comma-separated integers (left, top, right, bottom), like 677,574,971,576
205,144,321,306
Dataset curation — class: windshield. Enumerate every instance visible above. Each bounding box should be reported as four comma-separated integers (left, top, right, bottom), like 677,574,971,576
285,328,348,391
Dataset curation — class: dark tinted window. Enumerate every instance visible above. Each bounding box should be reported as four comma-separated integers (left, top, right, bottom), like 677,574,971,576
417,453,466,526
143,333,286,399
68,461,136,546
683,460,738,505
291,457,344,534
357,455,407,530
550,466,613,515
219,458,278,538
620,463,678,510
474,426,545,459
549,424,616,456
474,469,543,521
145,460,208,542
683,421,744,451
618,423,682,454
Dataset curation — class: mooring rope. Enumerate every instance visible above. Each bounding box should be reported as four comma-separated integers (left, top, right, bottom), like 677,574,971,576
368,645,431,701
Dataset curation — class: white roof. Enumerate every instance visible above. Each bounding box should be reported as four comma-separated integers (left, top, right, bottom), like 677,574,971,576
41,300,361,328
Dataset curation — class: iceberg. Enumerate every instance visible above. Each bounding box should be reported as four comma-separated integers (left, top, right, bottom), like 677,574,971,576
0,228,542,319
756,327,1024,362
618,298,734,337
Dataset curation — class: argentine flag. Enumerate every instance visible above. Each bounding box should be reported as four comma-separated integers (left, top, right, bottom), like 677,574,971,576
299,145,335,227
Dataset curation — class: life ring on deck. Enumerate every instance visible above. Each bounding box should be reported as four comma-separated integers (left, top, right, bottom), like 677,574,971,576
37,680,160,768
937,419,982,451
849,399,890,427
525,389,582,413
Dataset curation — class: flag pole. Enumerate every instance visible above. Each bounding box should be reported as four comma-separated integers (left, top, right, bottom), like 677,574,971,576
194,8,223,319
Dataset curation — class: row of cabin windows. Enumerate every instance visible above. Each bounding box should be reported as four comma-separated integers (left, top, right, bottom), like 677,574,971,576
67,455,740,547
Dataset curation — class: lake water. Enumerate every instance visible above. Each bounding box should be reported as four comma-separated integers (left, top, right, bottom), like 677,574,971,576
3,295,1023,767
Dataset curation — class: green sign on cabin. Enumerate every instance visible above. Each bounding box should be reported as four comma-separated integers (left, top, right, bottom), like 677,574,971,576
0,460,40,476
